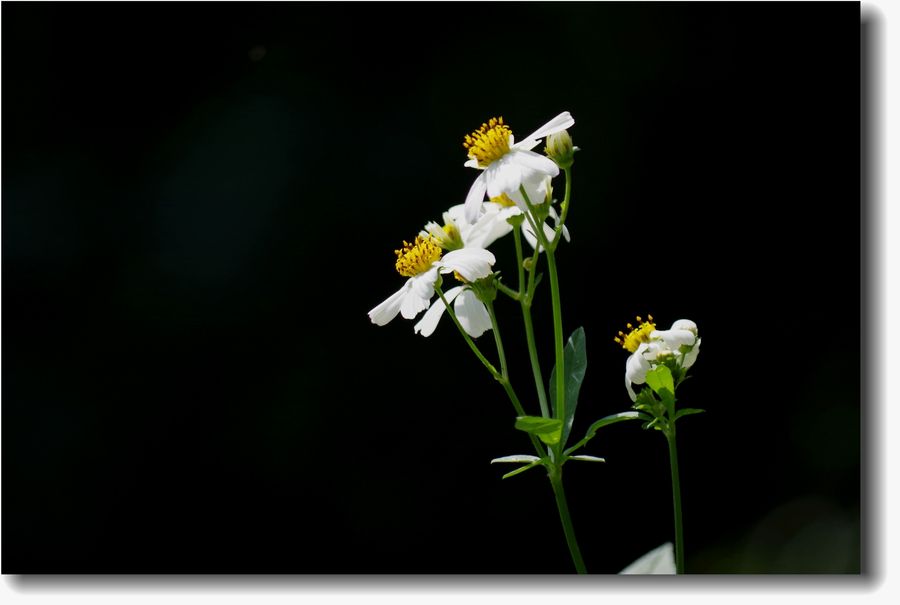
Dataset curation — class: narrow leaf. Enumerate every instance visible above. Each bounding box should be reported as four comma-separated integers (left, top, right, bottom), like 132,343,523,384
501,462,541,480
514,416,563,446
563,411,641,455
569,455,606,463
548,327,587,448
674,408,706,421
491,455,541,464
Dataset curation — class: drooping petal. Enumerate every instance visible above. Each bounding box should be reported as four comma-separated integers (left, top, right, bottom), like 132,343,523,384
464,172,489,224
439,247,495,282
367,282,411,326
454,289,492,338
625,344,652,401
514,111,575,150
508,148,560,178
401,267,439,319
682,337,701,369
522,218,557,252
413,286,464,337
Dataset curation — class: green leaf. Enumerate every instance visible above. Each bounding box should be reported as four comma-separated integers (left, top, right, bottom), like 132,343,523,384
563,411,641,455
501,461,541,479
549,327,587,448
674,408,706,421
514,416,563,445
645,366,674,396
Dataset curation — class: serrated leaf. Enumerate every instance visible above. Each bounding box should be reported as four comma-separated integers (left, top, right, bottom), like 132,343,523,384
563,411,641,455
549,327,587,448
674,408,706,421
514,416,563,445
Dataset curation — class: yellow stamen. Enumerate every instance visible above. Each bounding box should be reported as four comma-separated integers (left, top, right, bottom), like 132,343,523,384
613,314,656,352
490,193,517,208
394,236,442,277
463,117,512,168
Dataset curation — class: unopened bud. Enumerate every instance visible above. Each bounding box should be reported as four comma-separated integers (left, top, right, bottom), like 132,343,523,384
545,130,577,168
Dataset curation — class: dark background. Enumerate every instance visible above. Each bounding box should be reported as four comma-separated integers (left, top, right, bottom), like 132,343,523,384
2,2,860,573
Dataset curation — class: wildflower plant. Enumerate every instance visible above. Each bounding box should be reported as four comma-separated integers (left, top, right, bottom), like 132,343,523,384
368,111,703,574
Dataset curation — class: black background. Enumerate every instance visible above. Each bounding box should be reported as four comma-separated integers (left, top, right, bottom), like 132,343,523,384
2,2,860,573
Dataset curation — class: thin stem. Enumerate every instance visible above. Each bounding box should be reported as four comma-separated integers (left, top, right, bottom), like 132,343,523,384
438,285,545,458
495,280,520,301
549,467,587,574
551,168,572,250
435,285,499,380
520,185,565,452
666,426,685,574
514,226,550,418
485,300,508,381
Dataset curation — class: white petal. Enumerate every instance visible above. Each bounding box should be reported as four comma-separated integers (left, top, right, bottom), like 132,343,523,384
367,282,410,326
682,337,701,369
521,218,556,253
454,290,492,338
626,347,651,384
651,328,696,350
521,111,575,144
619,543,676,575
464,158,480,169
491,455,540,464
464,205,519,249
439,248,495,281
671,319,698,335
400,268,439,319
509,149,560,177
484,156,527,200
464,173,488,224
414,286,464,337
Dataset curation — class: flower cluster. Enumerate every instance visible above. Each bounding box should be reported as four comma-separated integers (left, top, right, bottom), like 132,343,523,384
614,316,702,401
368,112,575,338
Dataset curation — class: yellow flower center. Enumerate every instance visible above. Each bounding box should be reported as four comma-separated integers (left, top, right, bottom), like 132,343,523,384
490,193,517,208
463,117,512,168
614,315,656,353
394,236,442,277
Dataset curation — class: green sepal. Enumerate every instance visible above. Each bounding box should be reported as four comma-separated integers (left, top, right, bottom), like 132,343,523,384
506,213,525,228
563,411,641,455
514,416,563,446
549,327,587,448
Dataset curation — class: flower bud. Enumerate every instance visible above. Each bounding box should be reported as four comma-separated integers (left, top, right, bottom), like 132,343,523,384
545,130,577,169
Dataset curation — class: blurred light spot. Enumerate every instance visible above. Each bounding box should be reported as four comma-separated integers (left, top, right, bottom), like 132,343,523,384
248,45,267,62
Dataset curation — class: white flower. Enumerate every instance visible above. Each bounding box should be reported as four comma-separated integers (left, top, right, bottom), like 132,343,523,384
614,316,701,401
413,285,492,338
462,112,575,223
421,202,519,252
367,235,495,328
485,175,571,253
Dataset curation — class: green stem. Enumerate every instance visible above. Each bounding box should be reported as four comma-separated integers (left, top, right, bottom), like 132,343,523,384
549,466,587,574
435,285,499,380
520,186,565,452
666,426,685,574
514,226,550,418
438,285,545,458
551,168,572,250
495,280,520,301
485,300,508,381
